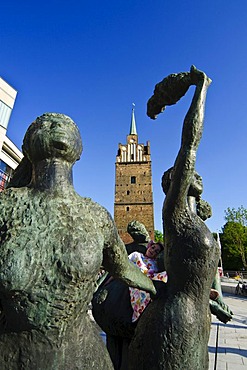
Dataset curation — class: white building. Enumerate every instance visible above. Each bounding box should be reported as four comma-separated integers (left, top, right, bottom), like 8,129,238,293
0,77,23,190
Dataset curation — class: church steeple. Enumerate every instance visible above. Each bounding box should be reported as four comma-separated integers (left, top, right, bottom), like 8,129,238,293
129,103,137,135
114,106,154,244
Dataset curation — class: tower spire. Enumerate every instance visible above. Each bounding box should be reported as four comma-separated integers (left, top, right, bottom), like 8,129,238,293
130,103,137,135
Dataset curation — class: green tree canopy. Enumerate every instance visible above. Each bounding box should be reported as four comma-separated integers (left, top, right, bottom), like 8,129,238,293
220,206,247,270
154,230,164,243
224,205,247,226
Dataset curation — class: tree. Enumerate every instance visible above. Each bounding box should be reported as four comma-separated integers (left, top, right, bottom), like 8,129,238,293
220,206,247,270
224,205,247,226
154,230,164,243
220,222,247,270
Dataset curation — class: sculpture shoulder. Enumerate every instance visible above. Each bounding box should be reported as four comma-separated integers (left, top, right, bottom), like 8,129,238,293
0,187,30,219
75,196,120,246
0,187,112,223
73,194,113,225
0,187,29,200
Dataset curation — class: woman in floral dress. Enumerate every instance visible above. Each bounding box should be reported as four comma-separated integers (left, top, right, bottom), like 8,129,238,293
128,241,168,322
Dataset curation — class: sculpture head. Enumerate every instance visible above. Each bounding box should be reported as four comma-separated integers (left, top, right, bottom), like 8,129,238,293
161,167,174,195
188,172,203,198
196,199,212,221
22,113,83,164
162,166,203,198
127,220,151,243
162,167,212,220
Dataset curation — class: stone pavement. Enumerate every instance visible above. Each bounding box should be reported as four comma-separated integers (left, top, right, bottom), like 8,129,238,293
208,293,247,370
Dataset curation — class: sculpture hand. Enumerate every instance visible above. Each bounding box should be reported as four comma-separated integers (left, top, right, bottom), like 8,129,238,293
209,297,233,324
190,65,212,87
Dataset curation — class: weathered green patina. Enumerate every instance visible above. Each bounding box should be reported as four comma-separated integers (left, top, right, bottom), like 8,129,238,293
0,113,155,369
129,66,219,370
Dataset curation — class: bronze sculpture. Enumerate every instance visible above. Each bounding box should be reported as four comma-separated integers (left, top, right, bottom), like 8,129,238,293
0,113,155,369
129,66,220,370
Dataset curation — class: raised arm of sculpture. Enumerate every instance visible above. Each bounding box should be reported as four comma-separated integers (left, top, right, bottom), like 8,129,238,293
148,66,211,211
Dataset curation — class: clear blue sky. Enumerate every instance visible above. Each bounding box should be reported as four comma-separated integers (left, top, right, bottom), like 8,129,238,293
1,0,247,233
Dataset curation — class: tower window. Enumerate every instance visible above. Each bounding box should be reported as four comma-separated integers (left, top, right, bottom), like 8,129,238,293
126,207,130,211
127,190,130,195
131,176,136,184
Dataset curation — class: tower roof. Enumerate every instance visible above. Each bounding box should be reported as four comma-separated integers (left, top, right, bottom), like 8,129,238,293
129,104,137,135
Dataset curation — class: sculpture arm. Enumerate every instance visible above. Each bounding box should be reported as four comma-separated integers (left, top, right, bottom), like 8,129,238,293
102,213,156,296
148,66,211,207
169,66,212,205
210,270,233,323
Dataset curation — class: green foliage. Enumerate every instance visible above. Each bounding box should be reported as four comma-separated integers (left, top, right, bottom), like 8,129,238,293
220,206,247,270
224,205,247,226
154,230,164,243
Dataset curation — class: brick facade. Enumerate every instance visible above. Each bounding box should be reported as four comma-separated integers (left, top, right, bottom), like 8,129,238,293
114,126,155,244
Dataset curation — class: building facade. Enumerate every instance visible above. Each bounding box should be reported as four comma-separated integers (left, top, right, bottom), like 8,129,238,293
114,106,154,244
0,77,23,190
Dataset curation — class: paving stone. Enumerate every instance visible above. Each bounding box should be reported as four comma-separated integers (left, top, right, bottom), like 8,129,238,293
208,294,247,370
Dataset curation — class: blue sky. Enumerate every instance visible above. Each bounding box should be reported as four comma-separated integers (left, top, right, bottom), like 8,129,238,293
1,1,247,233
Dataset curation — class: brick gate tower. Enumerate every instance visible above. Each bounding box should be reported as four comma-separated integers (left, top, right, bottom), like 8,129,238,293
114,105,154,244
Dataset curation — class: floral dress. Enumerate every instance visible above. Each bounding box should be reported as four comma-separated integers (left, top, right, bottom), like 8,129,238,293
128,251,168,322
